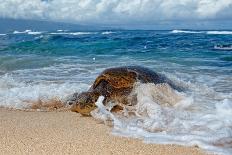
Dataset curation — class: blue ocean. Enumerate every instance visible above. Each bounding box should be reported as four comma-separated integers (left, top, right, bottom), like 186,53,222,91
0,29,232,154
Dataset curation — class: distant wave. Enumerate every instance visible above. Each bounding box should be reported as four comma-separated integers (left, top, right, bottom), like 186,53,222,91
50,32,95,35
170,30,202,34
70,32,95,35
171,30,232,35
0,34,6,36
57,29,68,32
50,32,69,35
102,31,115,35
13,30,42,35
28,31,43,35
13,30,31,34
206,31,232,35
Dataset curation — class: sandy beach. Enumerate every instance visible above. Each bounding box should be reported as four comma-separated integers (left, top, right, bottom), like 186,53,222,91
0,108,206,155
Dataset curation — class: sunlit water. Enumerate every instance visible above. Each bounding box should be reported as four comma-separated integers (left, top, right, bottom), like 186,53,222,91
0,30,231,154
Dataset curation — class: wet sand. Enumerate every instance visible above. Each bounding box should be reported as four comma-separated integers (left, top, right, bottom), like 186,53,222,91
0,108,207,155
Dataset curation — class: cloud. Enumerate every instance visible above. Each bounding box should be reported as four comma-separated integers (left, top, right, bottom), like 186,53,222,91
0,0,232,25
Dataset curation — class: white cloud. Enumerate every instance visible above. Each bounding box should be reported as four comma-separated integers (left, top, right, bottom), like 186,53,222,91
0,0,232,25
196,0,232,18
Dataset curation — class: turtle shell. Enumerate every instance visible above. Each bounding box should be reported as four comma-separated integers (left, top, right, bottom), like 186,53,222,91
91,66,166,91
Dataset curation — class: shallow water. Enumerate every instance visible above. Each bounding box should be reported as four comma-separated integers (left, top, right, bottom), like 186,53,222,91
0,29,231,154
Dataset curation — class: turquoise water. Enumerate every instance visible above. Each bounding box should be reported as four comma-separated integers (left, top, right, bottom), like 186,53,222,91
0,30,232,154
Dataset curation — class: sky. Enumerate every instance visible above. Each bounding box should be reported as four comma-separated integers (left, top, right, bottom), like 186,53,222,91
0,0,232,30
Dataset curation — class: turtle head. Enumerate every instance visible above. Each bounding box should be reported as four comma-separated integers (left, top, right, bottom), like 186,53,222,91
70,91,100,116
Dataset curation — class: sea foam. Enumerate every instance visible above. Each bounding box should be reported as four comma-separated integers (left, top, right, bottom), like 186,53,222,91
0,74,89,110
171,30,232,35
170,30,202,34
102,31,115,35
50,32,95,35
27,31,43,35
207,31,232,35
13,30,42,35
91,83,232,155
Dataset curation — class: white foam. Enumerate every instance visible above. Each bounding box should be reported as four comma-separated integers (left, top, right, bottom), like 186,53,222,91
102,31,115,35
27,31,43,35
50,32,95,35
13,30,42,35
171,30,202,34
91,83,232,155
91,96,121,126
170,30,232,35
13,30,31,34
216,99,232,123
207,31,232,35
57,29,68,32
70,32,95,35
0,74,89,109
91,96,111,122
0,33,6,36
1,59,231,154
34,35,44,40
50,32,68,35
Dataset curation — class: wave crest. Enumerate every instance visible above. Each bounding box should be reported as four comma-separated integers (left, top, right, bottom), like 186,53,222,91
207,31,232,35
170,30,202,34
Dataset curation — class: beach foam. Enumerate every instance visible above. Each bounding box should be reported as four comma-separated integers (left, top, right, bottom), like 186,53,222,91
0,74,89,110
91,83,232,155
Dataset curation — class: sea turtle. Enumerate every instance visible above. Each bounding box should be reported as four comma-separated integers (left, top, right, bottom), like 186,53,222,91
69,66,177,116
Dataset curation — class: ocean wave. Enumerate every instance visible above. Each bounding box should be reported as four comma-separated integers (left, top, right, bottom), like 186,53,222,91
0,33,6,36
102,31,115,35
50,32,96,35
50,32,69,35
27,31,43,35
0,74,89,109
13,30,42,35
57,29,68,32
171,30,232,35
91,82,232,155
13,30,31,34
206,31,232,35
170,30,202,34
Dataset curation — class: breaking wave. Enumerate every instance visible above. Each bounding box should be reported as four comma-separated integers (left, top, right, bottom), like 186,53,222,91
171,30,232,35
170,30,202,34
49,32,96,35
0,74,89,110
13,30,43,35
102,31,115,35
91,83,232,155
206,31,232,35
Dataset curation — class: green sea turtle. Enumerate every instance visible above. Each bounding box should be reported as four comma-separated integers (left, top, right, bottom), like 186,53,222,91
69,66,178,116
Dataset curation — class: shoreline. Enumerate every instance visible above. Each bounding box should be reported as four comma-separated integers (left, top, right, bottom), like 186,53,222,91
0,108,207,155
